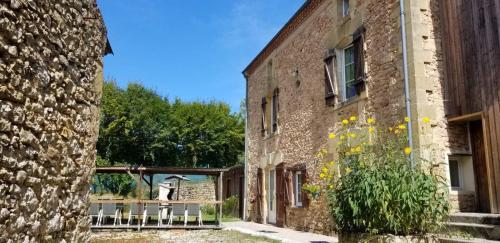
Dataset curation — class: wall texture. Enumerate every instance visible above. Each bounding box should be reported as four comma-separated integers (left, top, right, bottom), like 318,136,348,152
175,180,216,201
0,1,107,242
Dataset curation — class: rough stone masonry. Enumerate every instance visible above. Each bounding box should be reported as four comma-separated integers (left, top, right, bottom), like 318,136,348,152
0,0,108,242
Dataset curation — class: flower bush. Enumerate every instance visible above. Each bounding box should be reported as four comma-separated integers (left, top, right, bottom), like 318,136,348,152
307,116,449,235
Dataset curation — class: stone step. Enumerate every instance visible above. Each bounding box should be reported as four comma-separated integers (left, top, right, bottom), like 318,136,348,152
444,222,500,241
438,236,499,243
449,213,500,225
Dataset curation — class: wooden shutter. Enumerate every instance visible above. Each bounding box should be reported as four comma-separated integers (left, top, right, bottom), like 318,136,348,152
255,168,264,223
324,49,337,106
301,169,310,208
261,97,267,136
272,88,279,133
275,163,286,227
353,26,366,95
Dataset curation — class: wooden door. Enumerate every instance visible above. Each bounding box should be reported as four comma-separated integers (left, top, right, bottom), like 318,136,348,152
255,168,263,223
470,120,491,213
275,163,285,227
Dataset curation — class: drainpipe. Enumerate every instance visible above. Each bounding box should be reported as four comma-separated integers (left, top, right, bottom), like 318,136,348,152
243,73,249,220
399,0,415,166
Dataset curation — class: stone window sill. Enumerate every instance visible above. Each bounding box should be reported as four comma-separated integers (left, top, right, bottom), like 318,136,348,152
333,91,367,112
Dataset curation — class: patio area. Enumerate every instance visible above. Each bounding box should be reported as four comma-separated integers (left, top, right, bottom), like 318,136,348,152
91,166,229,230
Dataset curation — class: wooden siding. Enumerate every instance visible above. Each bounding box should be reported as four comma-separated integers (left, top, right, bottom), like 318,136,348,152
440,0,500,212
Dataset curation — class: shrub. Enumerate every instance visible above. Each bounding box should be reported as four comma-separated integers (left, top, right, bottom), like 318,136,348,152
222,196,239,217
308,116,449,235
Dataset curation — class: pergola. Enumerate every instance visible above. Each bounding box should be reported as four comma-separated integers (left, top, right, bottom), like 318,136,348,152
91,166,228,230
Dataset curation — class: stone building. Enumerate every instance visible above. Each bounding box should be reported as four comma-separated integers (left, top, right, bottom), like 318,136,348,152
0,0,110,242
243,0,500,234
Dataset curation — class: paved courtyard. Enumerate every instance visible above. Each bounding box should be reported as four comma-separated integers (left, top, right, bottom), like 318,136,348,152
223,221,338,243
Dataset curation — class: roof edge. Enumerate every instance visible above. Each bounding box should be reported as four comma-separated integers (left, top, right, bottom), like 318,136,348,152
242,0,326,77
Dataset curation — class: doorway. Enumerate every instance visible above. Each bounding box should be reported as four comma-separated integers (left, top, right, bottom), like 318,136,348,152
470,120,490,213
267,169,276,224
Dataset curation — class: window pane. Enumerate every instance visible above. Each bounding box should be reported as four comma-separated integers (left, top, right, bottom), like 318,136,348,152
344,47,354,64
297,174,302,203
449,160,460,188
343,0,349,16
346,84,357,99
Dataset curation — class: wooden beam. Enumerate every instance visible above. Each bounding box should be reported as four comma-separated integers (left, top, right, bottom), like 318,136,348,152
447,111,483,123
138,170,142,231
218,171,223,226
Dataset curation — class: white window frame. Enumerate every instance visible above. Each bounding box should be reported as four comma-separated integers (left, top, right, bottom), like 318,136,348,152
343,0,350,17
448,158,463,191
294,171,303,207
336,45,356,101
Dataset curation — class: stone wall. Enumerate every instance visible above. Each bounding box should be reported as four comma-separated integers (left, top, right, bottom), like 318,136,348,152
176,180,216,201
245,0,407,235
0,1,107,242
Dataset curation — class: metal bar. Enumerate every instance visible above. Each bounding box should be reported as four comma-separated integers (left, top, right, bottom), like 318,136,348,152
399,0,414,165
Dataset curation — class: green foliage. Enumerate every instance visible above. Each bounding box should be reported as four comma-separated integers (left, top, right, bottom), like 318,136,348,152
222,196,239,217
95,156,135,197
317,117,449,235
97,81,244,168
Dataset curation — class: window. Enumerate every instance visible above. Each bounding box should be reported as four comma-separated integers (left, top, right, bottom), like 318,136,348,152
336,27,365,102
449,159,461,189
271,88,279,133
343,0,349,17
343,46,357,100
294,171,303,207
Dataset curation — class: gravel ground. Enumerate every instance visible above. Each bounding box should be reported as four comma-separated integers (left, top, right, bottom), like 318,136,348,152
90,229,280,243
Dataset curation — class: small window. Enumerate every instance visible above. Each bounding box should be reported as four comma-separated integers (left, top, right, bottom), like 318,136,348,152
294,172,303,207
261,97,267,136
449,159,461,189
343,0,350,17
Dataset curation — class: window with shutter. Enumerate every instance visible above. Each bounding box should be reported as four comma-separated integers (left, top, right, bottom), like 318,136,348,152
337,26,366,101
271,88,279,133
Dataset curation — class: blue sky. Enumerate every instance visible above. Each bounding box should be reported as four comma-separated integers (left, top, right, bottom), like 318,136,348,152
97,0,304,112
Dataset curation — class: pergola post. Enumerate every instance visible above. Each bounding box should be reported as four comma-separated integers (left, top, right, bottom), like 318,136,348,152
218,171,223,226
138,170,142,231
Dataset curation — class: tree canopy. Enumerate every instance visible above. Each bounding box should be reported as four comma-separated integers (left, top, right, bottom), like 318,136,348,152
96,81,245,168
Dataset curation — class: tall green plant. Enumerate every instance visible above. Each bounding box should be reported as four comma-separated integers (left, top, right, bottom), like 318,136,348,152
306,116,449,235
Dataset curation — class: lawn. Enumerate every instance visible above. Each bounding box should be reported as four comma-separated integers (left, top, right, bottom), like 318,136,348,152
91,230,281,243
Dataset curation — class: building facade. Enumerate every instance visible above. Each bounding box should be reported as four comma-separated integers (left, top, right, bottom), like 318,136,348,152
243,0,500,234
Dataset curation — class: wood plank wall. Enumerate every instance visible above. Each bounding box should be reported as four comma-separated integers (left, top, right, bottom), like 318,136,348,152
440,0,500,212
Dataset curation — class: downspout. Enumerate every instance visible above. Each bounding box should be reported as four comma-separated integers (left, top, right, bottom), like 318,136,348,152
243,72,249,221
399,0,415,166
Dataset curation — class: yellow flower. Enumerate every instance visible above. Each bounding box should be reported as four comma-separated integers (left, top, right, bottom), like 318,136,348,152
398,124,407,130
423,117,431,123
337,141,343,145
340,135,346,140
389,127,393,132
329,161,335,166
394,128,400,134
329,185,334,189
348,133,356,138
328,133,336,139
345,167,352,174
322,167,328,173
349,116,357,121
404,147,412,155
404,117,410,123
367,117,375,124
342,119,349,125
320,173,325,178
355,146,362,153
368,127,375,133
